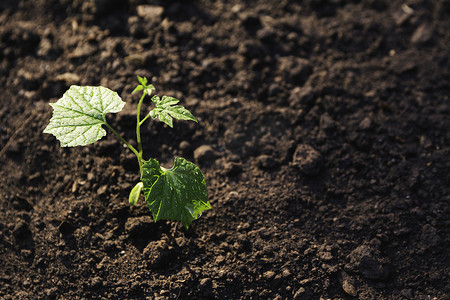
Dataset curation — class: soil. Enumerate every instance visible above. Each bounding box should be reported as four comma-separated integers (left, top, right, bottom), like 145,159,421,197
0,1,449,299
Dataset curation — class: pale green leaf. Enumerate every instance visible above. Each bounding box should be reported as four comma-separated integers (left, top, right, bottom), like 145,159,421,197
143,84,155,95
150,109,158,119
149,95,197,127
166,105,197,122
151,95,160,104
160,96,179,106
135,76,155,95
43,85,125,147
141,157,210,229
137,76,148,85
133,76,155,95
157,111,173,128
129,182,143,206
131,85,144,95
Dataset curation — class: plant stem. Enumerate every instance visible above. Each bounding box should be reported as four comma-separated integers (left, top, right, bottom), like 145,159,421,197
136,93,146,156
104,121,143,174
105,89,151,177
139,113,151,125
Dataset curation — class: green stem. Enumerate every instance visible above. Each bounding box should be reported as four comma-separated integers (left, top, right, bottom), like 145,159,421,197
104,122,143,174
105,89,151,177
136,93,146,155
139,113,151,125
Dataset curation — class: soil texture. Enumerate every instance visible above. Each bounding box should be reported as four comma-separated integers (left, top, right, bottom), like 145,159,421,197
0,0,449,299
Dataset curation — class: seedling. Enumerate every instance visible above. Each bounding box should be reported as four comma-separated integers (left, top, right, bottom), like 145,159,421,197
44,76,210,228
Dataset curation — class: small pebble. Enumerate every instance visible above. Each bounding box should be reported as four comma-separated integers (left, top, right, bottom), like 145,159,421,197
292,144,323,176
194,145,218,164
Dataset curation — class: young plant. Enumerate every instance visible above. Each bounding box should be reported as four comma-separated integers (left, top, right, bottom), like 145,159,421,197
43,76,210,228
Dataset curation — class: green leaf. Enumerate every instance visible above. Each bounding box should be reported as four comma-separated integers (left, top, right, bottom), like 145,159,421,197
131,85,144,95
160,96,179,106
157,111,173,127
129,182,143,206
133,76,155,95
149,95,197,128
167,105,197,121
43,85,125,147
137,76,148,85
141,157,210,229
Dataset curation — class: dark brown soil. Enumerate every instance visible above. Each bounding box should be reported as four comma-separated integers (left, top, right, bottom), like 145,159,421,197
1,1,449,299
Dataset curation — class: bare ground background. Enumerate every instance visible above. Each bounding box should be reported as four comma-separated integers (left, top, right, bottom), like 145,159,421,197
0,0,449,299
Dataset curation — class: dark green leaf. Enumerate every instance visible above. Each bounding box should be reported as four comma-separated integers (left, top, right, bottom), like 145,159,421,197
141,157,210,229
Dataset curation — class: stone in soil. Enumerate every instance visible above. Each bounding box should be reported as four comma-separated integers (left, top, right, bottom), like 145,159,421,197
194,145,219,164
345,240,390,281
143,238,174,268
291,144,323,176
